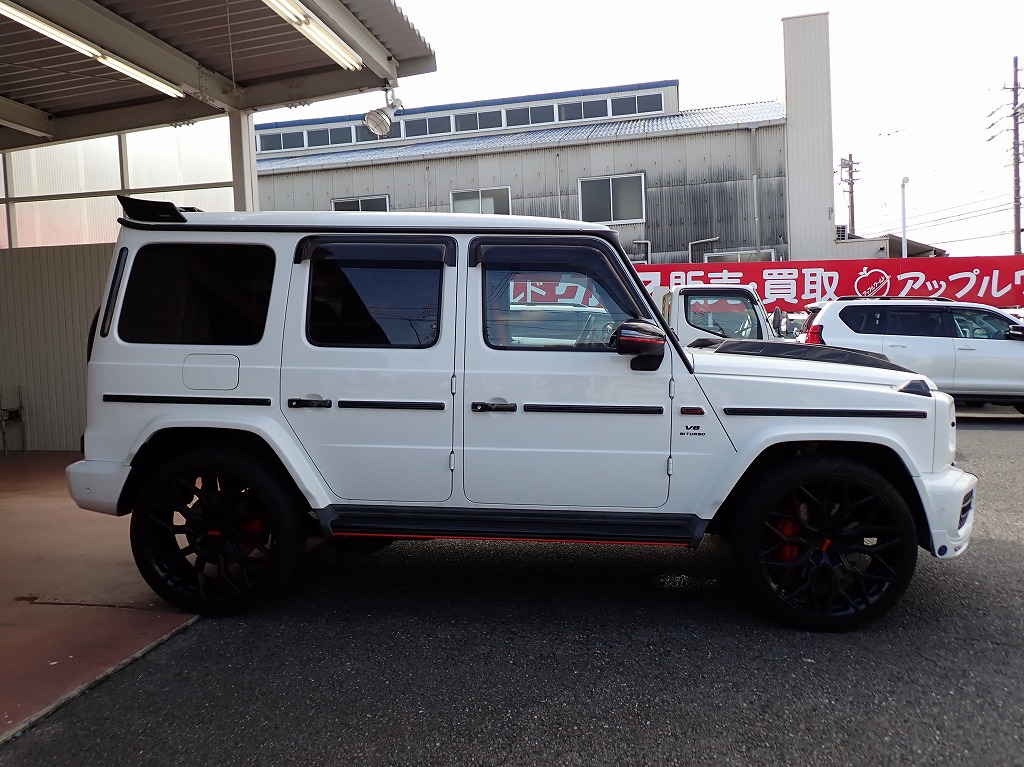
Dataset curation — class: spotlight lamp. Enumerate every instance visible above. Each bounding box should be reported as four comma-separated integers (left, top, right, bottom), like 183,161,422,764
363,88,404,138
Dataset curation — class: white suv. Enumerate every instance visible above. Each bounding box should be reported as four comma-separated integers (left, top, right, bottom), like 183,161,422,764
802,297,1024,413
65,197,978,631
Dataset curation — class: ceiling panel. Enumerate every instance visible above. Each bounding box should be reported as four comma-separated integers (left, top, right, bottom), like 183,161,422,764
0,0,435,150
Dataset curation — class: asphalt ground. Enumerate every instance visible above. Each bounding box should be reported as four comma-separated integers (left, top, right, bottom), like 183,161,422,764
1,406,1022,766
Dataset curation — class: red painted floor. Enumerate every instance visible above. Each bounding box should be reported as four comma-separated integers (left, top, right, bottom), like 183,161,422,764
0,452,195,742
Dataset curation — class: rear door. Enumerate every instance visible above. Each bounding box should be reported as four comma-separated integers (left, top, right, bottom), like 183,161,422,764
281,236,458,503
882,307,955,387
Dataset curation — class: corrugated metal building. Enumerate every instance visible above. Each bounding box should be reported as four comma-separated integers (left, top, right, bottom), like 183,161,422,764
256,14,880,265
258,88,790,263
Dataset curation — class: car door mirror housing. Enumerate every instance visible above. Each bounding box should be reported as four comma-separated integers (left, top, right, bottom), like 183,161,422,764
1006,325,1024,341
614,320,666,370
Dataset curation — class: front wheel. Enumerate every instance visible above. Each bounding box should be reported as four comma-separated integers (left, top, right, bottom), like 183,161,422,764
730,457,918,631
130,448,307,614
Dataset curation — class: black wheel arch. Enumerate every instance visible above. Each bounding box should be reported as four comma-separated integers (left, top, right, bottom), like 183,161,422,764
708,440,931,550
119,427,310,520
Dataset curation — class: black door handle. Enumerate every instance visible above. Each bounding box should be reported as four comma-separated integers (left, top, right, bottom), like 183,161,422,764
471,402,517,412
288,398,333,408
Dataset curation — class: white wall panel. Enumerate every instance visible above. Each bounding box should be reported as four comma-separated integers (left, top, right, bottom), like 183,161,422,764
0,243,112,451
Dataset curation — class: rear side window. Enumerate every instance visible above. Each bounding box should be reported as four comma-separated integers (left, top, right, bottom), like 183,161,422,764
839,305,885,335
306,241,448,348
885,308,947,337
119,243,275,345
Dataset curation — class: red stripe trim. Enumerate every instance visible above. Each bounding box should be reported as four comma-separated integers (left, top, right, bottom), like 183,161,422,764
333,532,689,547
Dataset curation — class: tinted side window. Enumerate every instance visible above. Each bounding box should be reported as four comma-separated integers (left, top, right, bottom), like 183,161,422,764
885,308,947,337
119,243,274,345
307,241,446,348
476,242,641,351
839,305,885,335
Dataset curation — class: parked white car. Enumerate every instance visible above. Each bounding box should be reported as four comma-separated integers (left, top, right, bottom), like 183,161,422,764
66,197,977,631
802,297,1024,413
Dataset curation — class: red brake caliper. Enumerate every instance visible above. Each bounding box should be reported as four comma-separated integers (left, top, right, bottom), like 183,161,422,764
777,517,801,562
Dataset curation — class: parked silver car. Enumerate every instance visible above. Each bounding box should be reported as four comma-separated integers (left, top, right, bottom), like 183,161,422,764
802,296,1024,413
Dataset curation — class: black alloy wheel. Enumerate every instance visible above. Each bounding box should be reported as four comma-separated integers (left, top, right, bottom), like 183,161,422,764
731,456,918,631
130,448,307,614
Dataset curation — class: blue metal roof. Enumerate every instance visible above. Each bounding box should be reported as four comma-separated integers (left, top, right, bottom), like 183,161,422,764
255,80,680,130
256,102,786,174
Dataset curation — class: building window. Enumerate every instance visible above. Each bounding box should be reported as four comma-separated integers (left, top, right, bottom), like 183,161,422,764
583,100,609,119
451,187,511,215
558,102,583,121
478,110,502,129
578,173,645,224
611,96,637,116
636,93,663,113
259,133,283,151
281,131,304,149
506,107,529,127
455,113,478,132
332,196,390,212
530,105,555,124
405,118,428,137
427,116,452,134
307,129,330,147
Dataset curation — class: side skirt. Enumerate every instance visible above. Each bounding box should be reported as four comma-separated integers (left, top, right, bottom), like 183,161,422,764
316,506,707,547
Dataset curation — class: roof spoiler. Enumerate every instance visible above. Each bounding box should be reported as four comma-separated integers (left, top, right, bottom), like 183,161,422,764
117,195,202,223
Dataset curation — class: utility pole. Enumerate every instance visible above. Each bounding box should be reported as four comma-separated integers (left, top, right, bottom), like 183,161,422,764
1013,56,1021,255
839,154,859,235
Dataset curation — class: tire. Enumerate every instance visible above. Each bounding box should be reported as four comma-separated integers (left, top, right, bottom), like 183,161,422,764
730,456,918,631
129,448,307,615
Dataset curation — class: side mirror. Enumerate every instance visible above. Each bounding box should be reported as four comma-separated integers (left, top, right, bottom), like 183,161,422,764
771,306,784,336
1006,325,1024,341
614,320,666,371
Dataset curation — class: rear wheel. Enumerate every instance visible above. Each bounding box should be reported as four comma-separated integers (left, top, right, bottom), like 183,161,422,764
730,456,918,631
130,448,307,614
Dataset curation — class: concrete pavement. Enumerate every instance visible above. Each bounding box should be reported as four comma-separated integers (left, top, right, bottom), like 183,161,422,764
0,452,195,743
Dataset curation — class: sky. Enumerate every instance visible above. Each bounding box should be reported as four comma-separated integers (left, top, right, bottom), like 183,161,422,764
264,0,1023,257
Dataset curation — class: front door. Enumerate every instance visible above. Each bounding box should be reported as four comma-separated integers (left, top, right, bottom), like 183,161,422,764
950,306,1024,396
281,237,458,503
461,237,673,508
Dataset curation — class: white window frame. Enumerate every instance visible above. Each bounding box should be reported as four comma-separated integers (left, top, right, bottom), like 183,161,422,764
450,186,511,215
331,195,390,212
577,173,645,225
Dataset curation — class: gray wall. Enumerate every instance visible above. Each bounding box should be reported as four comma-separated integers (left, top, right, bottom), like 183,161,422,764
0,243,111,451
259,124,789,263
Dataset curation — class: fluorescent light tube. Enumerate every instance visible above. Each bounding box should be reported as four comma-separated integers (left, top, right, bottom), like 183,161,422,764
0,0,184,97
260,0,363,71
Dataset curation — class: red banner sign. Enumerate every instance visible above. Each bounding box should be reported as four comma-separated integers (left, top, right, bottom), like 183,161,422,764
634,256,1024,309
